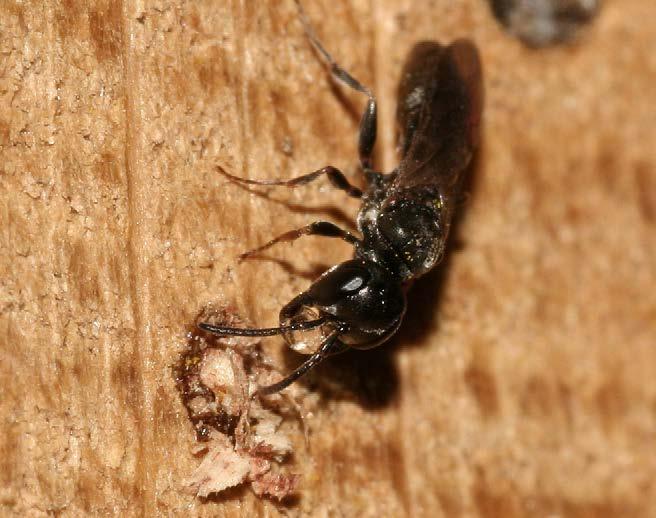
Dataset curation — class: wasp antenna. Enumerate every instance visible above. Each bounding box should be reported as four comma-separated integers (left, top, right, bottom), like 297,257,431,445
198,317,326,337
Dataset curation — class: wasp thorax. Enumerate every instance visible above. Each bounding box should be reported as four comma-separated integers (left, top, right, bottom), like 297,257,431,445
378,201,443,277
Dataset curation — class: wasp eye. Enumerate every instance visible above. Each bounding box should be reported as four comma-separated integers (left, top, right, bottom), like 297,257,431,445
341,275,366,293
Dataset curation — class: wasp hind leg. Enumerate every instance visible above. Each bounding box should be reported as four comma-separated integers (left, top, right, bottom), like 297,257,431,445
294,0,378,171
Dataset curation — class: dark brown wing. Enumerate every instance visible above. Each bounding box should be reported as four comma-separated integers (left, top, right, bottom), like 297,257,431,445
392,39,482,192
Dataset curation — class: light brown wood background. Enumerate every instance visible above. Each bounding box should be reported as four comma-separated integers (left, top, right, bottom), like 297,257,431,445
2,0,655,516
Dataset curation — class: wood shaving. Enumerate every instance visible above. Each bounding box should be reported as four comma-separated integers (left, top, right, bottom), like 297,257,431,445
175,306,303,501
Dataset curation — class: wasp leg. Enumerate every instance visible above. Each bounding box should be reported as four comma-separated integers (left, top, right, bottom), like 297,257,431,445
217,165,362,198
258,330,348,395
294,0,378,171
239,221,360,261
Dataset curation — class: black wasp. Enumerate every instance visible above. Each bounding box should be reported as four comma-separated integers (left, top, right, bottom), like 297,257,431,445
200,2,482,395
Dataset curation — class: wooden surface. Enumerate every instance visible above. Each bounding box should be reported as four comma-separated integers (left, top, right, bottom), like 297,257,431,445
2,0,655,516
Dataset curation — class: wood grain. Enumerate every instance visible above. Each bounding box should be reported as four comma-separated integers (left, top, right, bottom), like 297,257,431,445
2,0,655,516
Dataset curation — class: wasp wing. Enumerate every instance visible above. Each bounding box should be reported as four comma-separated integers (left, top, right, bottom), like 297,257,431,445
392,40,482,193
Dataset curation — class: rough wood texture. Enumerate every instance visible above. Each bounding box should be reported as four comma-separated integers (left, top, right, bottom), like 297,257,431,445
2,0,655,516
